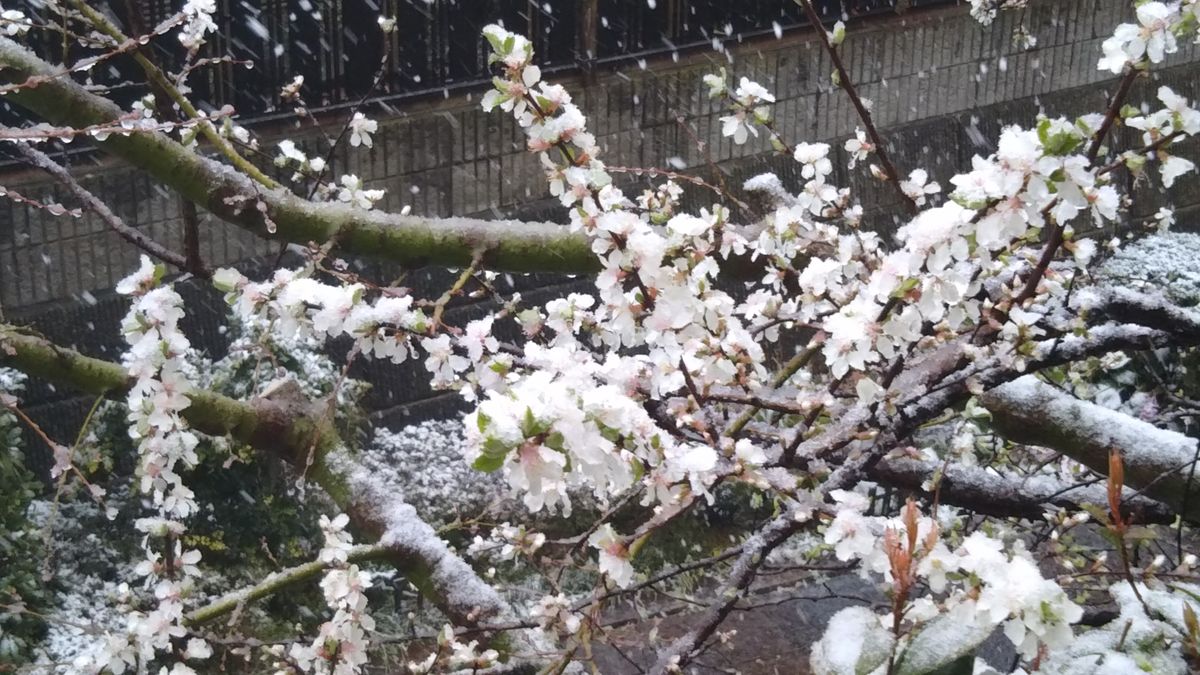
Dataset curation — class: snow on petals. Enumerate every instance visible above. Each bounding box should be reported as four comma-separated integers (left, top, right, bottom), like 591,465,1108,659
1096,1,1179,73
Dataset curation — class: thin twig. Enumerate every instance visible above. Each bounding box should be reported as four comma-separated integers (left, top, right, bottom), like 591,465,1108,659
11,140,204,276
795,0,917,213
67,0,279,190
1014,66,1139,305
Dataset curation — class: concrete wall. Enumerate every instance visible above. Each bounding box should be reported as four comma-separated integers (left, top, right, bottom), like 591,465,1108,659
3,0,1200,466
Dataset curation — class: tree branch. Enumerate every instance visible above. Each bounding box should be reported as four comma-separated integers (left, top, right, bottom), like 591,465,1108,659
0,325,507,626
186,544,392,626
795,0,917,213
870,456,1176,524
9,139,203,276
0,37,595,276
980,376,1200,523
1013,66,1140,305
66,0,280,190
648,511,807,674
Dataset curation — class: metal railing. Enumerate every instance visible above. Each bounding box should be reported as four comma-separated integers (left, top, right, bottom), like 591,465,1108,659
1,0,956,123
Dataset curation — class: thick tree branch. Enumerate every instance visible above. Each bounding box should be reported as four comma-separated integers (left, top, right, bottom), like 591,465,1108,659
0,37,595,276
1085,287,1200,342
980,376,1200,523
0,325,506,626
870,456,1176,524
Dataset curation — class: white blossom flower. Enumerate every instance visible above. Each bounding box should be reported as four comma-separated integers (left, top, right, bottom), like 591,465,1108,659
899,168,942,206
1158,86,1200,135
1154,206,1176,231
277,139,307,165
337,174,386,210
530,594,581,635
421,334,470,387
793,142,833,182
0,9,30,36
733,77,775,104
1096,2,1178,73
183,639,212,660
702,72,727,98
844,128,873,168
1161,154,1195,187
588,524,635,587
720,111,757,145
179,0,217,49
348,112,378,148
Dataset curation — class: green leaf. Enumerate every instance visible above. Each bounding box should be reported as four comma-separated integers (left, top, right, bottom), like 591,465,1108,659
600,425,622,444
484,30,505,54
951,194,989,210
894,612,995,675
1037,117,1083,156
1124,525,1159,542
892,276,920,298
1098,526,1123,548
520,406,550,437
925,654,976,675
482,437,512,457
472,452,506,473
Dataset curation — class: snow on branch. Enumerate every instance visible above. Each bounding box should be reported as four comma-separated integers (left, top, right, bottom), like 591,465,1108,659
0,325,507,626
870,456,1176,524
981,376,1200,523
0,36,596,276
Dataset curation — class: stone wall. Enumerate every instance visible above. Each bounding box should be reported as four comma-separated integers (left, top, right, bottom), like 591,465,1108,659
3,0,1200,465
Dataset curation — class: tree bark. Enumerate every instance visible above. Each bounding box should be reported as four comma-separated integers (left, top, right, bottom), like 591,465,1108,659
0,38,594,276
0,325,507,626
870,456,1177,524
186,544,392,626
981,376,1200,523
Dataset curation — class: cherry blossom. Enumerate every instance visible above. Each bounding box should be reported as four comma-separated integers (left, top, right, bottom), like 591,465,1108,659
588,524,635,587
289,513,374,675
0,8,29,36
348,112,378,148
337,175,385,210
1097,1,1179,73
179,0,217,49
844,127,873,168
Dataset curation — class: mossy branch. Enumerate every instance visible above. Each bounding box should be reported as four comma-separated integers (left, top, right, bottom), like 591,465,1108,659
186,544,392,626
0,325,506,626
0,36,595,276
65,0,279,190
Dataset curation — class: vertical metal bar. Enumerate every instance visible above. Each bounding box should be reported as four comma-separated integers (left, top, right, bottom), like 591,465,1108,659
578,0,598,70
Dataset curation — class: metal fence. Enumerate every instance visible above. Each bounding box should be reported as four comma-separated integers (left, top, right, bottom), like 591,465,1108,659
2,0,954,122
